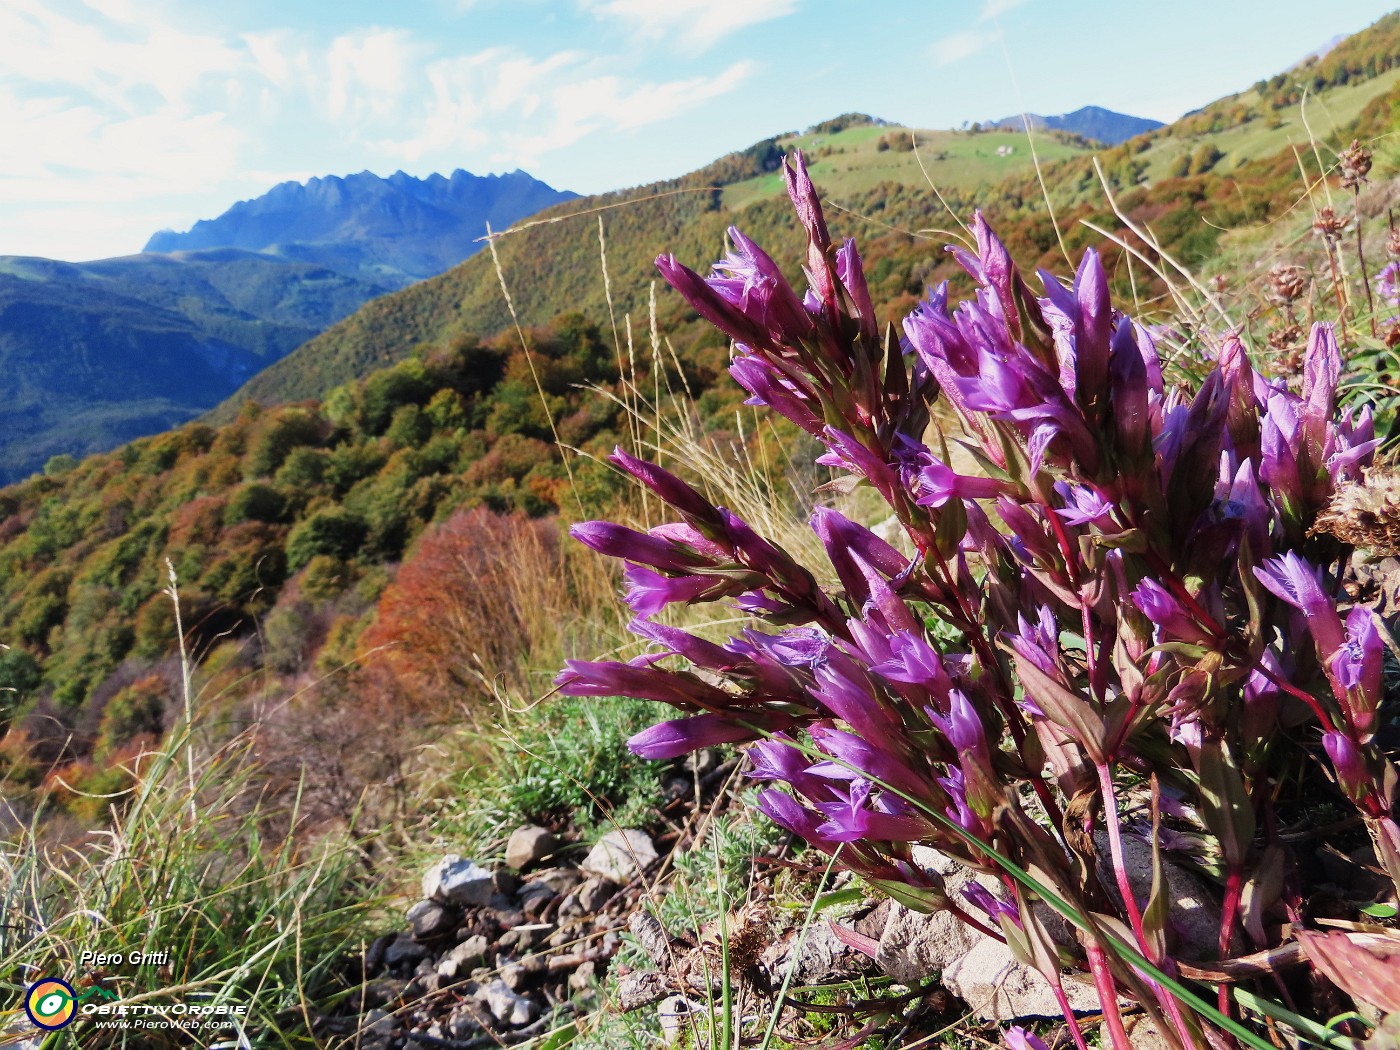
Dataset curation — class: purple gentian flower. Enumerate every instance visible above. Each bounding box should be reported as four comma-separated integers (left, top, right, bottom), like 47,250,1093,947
1004,1028,1052,1050
623,565,725,617
1332,606,1382,737
1375,260,1400,307
1131,578,1212,644
1253,552,1345,659
1053,481,1116,529
961,881,1021,928
916,456,1008,508
708,226,814,342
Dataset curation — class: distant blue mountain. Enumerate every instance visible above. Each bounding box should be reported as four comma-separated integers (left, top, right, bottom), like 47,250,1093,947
146,169,578,288
987,106,1164,145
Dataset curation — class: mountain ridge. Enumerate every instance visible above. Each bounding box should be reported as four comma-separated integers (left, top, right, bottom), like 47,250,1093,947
145,168,578,287
985,105,1164,144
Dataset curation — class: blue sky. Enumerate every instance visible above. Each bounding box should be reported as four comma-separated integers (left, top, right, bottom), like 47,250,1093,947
2,0,1395,261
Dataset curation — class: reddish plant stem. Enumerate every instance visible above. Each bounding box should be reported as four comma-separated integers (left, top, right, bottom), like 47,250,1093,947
1096,763,1146,943
1086,943,1132,1050
1217,864,1245,1023
1049,979,1091,1050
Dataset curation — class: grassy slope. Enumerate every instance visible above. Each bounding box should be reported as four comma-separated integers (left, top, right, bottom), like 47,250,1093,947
216,123,1096,415
219,11,1400,418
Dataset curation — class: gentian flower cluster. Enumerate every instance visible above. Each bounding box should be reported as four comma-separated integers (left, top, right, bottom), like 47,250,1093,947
559,153,1400,1047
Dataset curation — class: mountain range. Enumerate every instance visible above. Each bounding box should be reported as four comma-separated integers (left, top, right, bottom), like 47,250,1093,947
146,169,576,288
986,105,1164,144
0,169,575,484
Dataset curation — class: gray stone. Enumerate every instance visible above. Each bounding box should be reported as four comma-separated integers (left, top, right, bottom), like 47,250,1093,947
501,955,545,991
505,825,559,870
407,899,455,940
577,877,613,913
531,867,584,894
477,978,539,1027
941,938,1106,1020
581,829,657,883
449,1003,485,1039
443,934,491,970
1092,831,1223,958
423,855,496,908
877,902,982,982
364,1009,398,1035
568,959,598,993
383,934,429,971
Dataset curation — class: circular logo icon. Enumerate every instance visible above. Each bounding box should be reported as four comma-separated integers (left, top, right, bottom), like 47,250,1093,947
25,978,77,1030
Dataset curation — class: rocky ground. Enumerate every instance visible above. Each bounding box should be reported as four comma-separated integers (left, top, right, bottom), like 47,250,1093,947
313,755,1273,1049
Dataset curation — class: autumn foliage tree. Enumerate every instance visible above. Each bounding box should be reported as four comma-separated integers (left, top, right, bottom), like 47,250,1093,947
357,507,565,717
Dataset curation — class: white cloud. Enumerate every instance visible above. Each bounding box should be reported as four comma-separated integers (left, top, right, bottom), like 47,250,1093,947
979,0,1028,21
378,49,755,168
930,29,998,65
584,0,797,51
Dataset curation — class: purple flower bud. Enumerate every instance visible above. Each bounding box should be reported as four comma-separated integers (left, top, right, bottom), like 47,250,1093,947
756,787,833,848
656,253,769,348
570,521,708,573
916,456,1008,508
1254,552,1345,659
811,507,910,602
1108,317,1151,459
609,447,726,532
648,522,730,560
1131,578,1212,644
1302,324,1341,454
1323,731,1369,801
1074,247,1112,404
628,618,735,670
1004,1027,1052,1050
623,565,729,616
629,712,788,759
782,151,838,322
555,658,731,710
730,355,824,435
961,881,1021,928
816,427,902,502
836,237,879,349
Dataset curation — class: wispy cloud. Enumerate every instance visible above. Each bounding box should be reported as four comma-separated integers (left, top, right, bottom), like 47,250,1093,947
378,50,756,166
979,0,1028,21
930,28,998,65
584,0,797,51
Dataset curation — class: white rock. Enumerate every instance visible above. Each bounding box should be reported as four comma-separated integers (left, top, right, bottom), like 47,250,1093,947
877,903,982,982
477,978,538,1027
581,829,657,883
423,855,495,907
657,995,703,1046
942,938,1106,1020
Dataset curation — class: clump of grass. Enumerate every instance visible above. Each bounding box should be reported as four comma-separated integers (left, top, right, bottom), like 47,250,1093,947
0,580,376,1049
433,694,669,857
